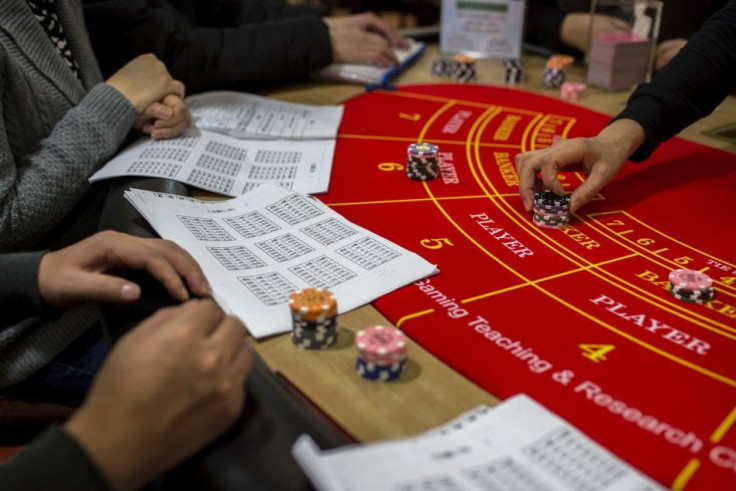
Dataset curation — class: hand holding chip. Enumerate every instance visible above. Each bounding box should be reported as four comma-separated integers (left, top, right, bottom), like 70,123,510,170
515,119,646,213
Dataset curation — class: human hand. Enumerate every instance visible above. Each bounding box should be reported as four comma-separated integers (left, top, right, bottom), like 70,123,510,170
105,54,185,113
324,12,409,49
515,119,646,213
561,13,630,52
65,299,252,490
139,94,192,140
38,230,209,308
329,29,398,66
655,38,687,72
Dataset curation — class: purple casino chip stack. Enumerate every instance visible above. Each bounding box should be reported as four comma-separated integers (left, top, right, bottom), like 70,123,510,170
532,190,571,229
406,142,440,181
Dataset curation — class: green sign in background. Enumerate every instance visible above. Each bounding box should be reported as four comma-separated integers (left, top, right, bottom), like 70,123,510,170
456,1,509,12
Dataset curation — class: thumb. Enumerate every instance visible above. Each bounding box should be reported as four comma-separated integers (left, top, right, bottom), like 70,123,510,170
570,168,606,213
72,273,142,304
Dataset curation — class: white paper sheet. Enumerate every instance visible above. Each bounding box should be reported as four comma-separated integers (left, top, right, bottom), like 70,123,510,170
293,394,663,491
124,185,437,338
185,91,344,140
90,128,335,195
440,0,525,59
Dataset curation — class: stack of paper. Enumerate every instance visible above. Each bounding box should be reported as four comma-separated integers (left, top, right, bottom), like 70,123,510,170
125,185,437,338
90,93,344,195
293,394,662,490
185,91,344,140
587,33,652,91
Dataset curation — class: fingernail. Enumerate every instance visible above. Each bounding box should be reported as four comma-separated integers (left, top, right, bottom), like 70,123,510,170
121,283,138,300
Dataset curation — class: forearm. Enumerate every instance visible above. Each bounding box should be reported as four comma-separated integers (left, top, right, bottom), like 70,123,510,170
232,0,328,23
165,17,332,91
0,84,137,250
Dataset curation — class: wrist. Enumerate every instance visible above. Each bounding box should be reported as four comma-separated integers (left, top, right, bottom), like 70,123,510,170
65,407,156,490
322,16,337,31
37,251,59,308
599,119,646,160
103,82,144,114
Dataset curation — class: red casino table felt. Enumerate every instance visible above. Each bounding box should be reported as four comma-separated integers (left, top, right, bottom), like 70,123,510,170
319,84,736,489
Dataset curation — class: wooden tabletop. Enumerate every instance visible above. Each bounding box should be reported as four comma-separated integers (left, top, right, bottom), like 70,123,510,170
247,44,736,443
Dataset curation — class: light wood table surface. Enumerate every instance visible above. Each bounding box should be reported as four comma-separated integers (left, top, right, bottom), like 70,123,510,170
246,43,736,443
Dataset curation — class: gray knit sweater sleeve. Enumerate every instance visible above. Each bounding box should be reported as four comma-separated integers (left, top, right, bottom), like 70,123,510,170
0,251,46,325
0,82,138,250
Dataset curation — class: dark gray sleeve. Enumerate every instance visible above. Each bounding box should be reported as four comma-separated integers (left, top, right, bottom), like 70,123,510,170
0,426,111,490
0,251,53,326
0,83,138,250
612,0,736,161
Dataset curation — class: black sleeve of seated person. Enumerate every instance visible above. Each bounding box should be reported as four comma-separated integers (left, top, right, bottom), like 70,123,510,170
612,0,736,162
227,0,329,23
0,426,110,491
524,0,570,53
83,0,332,93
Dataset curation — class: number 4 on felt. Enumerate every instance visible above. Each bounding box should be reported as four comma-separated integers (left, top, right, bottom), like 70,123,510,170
580,344,615,363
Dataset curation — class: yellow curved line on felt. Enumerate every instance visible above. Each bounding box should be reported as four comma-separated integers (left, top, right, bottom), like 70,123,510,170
396,309,435,328
672,458,700,491
711,405,736,443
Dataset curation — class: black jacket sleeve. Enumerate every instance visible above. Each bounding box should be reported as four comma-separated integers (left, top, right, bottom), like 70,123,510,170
613,0,736,161
0,426,111,490
82,0,332,93
524,0,572,53
0,251,46,326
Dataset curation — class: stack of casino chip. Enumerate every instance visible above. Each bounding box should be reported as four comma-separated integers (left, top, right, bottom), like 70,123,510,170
502,57,524,83
532,190,570,229
406,142,440,181
668,269,715,304
431,57,452,78
542,54,574,89
355,326,407,381
451,55,477,82
289,287,338,349
560,81,587,100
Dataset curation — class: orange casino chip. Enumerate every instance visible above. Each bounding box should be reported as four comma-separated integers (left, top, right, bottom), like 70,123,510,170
288,287,337,322
546,54,574,71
